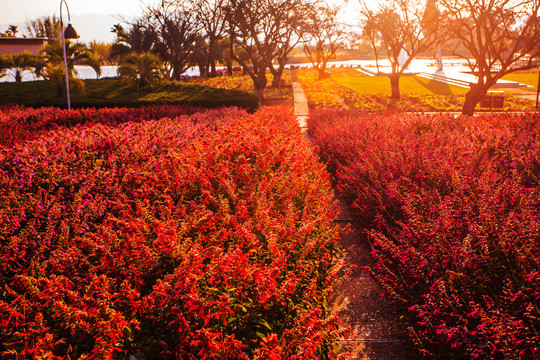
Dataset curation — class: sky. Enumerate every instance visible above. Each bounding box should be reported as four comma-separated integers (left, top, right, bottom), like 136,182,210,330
0,0,150,24
0,0,360,42
0,0,160,42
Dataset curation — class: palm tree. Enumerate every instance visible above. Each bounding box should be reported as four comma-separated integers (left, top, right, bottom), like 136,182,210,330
42,40,90,68
86,52,103,79
0,57,7,80
118,52,164,89
0,51,39,82
41,40,90,96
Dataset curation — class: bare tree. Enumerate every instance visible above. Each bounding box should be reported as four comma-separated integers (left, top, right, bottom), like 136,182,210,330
267,0,313,87
439,0,540,115
302,3,346,80
362,16,382,73
189,0,229,77
137,1,200,80
359,0,442,100
225,0,289,100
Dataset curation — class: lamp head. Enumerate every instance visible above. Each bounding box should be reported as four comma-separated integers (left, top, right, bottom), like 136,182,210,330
64,23,79,39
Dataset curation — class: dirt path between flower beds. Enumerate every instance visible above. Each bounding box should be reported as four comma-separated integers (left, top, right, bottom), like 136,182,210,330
293,82,416,360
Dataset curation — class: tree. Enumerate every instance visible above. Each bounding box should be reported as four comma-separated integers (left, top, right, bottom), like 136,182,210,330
118,52,164,89
41,41,91,96
359,0,443,100
302,3,347,80
267,0,313,87
110,22,155,62
226,0,298,100
145,2,200,80
189,0,229,77
439,0,540,115
0,51,39,82
121,2,200,80
362,16,383,73
110,24,133,61
191,34,211,77
86,42,112,79
25,16,62,40
1,25,19,37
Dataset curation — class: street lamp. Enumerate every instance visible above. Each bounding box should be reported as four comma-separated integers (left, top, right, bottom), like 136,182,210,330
60,0,79,110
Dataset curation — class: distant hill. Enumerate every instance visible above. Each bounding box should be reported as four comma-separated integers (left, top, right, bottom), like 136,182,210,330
1,13,120,44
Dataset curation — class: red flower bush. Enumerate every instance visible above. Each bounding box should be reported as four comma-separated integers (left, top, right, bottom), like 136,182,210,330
0,106,344,359
309,109,540,359
0,104,202,147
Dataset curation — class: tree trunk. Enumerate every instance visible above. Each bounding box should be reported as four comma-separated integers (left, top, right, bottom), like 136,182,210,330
253,73,267,103
254,86,265,102
198,58,209,78
56,84,63,97
390,74,400,100
270,60,286,87
317,68,330,80
210,60,217,77
462,84,490,116
171,63,182,81
271,70,281,88
208,38,217,77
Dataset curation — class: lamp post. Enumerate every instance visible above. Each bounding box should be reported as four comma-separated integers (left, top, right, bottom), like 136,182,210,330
60,0,79,110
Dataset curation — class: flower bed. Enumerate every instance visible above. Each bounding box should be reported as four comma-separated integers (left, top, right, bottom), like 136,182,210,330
0,104,201,148
0,106,343,359
308,109,540,359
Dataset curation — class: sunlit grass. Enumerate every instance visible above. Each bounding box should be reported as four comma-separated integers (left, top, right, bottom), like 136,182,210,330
298,68,535,111
332,70,469,95
500,72,539,91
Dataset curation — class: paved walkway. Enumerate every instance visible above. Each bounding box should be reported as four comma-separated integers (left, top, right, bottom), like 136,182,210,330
292,82,415,360
293,82,308,132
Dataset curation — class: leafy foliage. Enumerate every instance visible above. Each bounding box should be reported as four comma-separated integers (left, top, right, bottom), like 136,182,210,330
309,109,540,359
0,51,40,82
118,52,165,89
0,106,344,359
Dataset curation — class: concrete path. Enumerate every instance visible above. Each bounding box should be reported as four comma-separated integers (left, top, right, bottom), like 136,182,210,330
292,82,415,360
292,82,308,132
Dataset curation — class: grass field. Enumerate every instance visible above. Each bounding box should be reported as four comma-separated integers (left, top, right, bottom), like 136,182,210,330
332,70,470,96
0,78,260,110
297,68,535,111
501,71,539,91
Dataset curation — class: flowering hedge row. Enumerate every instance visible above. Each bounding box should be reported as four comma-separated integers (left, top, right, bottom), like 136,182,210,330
308,109,540,359
0,106,344,359
0,104,202,147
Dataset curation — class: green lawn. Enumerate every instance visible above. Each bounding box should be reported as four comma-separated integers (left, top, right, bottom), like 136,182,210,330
333,71,470,96
500,72,539,91
0,79,260,110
